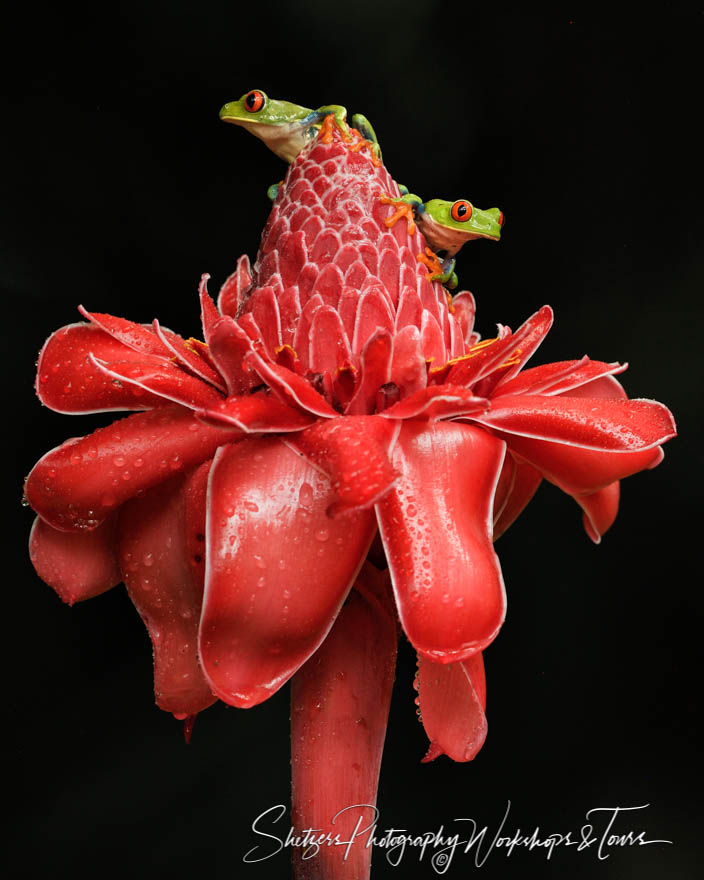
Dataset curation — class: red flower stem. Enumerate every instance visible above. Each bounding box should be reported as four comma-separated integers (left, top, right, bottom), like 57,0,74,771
290,564,397,880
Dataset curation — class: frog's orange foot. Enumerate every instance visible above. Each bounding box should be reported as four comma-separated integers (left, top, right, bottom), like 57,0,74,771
417,247,444,281
379,194,417,235
318,113,353,144
348,128,382,166
318,114,337,144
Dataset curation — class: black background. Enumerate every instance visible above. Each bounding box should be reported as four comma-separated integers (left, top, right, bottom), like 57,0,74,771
5,4,703,878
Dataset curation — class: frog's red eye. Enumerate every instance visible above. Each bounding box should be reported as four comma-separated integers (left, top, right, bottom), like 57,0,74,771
244,90,266,113
498,211,504,227
451,200,473,222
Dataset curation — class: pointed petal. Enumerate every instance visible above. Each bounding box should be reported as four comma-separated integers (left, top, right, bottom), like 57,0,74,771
25,406,236,531
352,288,394,354
288,416,399,514
380,385,488,421
36,322,167,413
489,305,554,384
199,438,376,708
494,358,626,398
89,354,223,410
198,274,221,339
417,653,487,763
29,514,120,605
575,481,620,544
248,286,283,356
196,392,314,433
451,290,477,346
389,324,427,398
152,319,226,392
474,394,677,452
244,349,338,417
492,456,543,540
218,254,252,318
118,473,217,716
78,306,170,357
376,422,507,662
290,564,397,880
206,315,259,396
448,306,552,389
345,329,392,416
308,305,352,375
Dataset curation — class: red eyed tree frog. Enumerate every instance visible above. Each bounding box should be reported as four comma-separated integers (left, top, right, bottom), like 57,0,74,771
380,193,503,290
219,89,356,162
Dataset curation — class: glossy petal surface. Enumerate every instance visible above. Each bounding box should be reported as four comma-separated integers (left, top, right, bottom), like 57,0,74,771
118,473,217,716
29,514,120,604
376,421,507,662
417,653,487,762
199,438,376,708
25,406,236,531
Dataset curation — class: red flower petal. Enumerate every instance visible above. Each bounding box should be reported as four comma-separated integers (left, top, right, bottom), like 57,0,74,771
36,323,168,413
118,473,217,716
475,394,676,451
25,406,236,531
451,290,477,347
576,481,620,544
492,456,543,540
290,564,397,880
390,325,427,398
376,421,507,663
89,354,224,410
493,357,627,398
78,306,170,357
345,329,392,415
199,438,376,708
417,653,487,763
245,349,338,418
205,316,259,396
448,306,552,390
380,385,488,421
218,254,252,318
196,391,314,433
198,274,221,339
152,319,227,392
29,514,120,605
288,416,399,514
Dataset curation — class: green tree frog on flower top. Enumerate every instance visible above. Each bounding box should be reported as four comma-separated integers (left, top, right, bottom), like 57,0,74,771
219,89,358,162
220,90,383,199
381,193,503,290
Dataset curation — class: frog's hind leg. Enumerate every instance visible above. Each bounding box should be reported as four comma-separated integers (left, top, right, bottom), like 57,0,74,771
351,113,382,161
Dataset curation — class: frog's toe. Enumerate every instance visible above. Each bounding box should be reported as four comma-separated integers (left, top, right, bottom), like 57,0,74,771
267,181,282,201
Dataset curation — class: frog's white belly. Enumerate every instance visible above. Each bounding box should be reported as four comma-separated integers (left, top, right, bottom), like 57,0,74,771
238,120,315,163
418,213,486,255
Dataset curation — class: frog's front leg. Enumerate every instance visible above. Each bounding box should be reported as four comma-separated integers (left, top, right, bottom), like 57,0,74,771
351,113,382,161
379,193,422,235
311,104,352,140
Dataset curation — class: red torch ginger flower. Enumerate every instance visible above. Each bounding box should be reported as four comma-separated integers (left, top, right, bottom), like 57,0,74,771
26,126,675,879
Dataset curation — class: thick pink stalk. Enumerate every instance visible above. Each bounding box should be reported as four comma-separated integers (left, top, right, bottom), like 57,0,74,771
290,564,397,880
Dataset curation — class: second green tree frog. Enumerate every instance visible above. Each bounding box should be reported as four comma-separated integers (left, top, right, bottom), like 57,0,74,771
381,193,503,289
